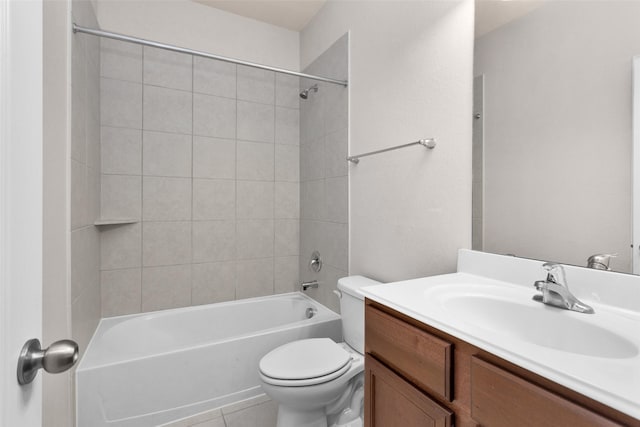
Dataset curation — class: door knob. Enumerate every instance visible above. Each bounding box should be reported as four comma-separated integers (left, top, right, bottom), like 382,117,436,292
17,338,79,385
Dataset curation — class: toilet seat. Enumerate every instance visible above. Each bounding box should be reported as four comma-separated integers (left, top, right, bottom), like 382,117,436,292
259,338,353,387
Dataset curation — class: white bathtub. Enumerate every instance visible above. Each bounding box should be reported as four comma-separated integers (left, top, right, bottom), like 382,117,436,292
76,292,342,427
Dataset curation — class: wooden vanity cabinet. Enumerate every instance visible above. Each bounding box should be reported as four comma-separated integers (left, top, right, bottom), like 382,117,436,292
364,299,640,427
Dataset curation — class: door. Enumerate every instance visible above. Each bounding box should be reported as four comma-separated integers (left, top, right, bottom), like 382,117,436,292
364,356,452,427
1,0,44,425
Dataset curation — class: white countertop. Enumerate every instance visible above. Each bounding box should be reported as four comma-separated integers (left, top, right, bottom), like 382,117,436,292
360,250,640,420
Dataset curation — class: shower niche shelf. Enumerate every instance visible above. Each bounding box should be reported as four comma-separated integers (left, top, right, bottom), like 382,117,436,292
94,219,138,227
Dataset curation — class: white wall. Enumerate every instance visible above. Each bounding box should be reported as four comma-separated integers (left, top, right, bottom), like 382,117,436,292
475,2,639,272
301,0,474,282
96,0,300,71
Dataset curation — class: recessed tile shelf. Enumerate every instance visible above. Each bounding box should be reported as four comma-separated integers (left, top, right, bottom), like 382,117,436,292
94,219,139,226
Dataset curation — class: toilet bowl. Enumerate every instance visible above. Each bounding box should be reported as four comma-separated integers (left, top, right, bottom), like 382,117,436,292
258,276,381,427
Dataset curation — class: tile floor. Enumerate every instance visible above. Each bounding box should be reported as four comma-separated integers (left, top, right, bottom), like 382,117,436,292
160,394,278,427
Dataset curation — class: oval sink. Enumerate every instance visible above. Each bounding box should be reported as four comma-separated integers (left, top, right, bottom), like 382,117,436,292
441,294,638,359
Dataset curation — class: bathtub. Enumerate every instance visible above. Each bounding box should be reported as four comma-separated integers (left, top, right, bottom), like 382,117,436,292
76,292,342,427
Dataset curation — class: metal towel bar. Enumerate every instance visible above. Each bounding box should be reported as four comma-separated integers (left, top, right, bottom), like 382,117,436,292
347,138,436,164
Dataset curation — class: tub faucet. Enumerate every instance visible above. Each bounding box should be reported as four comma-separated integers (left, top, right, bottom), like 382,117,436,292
301,280,318,291
533,262,594,314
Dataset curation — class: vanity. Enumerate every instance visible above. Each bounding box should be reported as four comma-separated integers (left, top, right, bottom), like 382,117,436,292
360,250,640,427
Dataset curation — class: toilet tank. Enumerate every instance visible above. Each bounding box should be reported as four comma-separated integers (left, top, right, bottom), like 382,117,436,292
337,276,381,354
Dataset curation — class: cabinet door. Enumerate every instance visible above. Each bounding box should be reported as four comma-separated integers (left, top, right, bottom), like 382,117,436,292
365,355,453,427
471,357,623,427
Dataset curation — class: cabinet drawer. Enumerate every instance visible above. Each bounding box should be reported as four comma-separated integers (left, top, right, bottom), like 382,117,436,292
365,305,452,400
365,355,452,427
471,357,622,427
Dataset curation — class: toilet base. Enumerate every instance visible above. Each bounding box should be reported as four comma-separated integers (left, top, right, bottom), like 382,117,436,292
277,405,327,427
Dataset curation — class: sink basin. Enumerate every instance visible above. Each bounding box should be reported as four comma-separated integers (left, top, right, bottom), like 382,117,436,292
427,284,638,359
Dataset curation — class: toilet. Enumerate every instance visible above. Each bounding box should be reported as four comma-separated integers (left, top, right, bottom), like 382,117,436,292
259,276,380,427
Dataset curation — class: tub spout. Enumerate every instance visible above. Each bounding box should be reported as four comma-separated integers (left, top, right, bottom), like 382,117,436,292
301,280,318,291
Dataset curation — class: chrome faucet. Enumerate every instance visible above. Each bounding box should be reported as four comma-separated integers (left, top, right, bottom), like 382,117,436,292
533,262,594,314
301,280,319,291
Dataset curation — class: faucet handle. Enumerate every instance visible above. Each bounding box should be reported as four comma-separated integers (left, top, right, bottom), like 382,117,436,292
587,254,616,270
541,262,567,286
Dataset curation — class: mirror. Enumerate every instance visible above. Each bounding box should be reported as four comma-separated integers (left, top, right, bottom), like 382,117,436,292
473,0,640,273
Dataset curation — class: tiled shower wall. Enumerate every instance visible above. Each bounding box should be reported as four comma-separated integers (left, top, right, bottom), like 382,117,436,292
299,35,349,313
99,39,301,316
70,1,101,352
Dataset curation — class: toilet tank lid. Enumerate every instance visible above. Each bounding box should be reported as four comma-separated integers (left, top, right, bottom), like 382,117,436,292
337,275,381,297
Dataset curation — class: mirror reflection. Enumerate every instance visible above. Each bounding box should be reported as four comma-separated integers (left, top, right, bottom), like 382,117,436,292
473,0,640,273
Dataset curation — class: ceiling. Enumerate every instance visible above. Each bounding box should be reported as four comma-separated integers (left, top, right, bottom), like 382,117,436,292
193,0,544,38
192,0,326,31
475,0,545,38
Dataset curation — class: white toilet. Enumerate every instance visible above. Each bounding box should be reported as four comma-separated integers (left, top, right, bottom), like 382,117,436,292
259,276,380,427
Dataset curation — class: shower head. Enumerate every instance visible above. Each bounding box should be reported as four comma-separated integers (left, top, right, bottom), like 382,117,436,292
299,84,319,99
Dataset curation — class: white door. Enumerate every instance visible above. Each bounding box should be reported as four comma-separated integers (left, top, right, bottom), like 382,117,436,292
1,0,44,425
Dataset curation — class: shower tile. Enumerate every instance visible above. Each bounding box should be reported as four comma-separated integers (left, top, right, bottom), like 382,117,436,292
236,181,274,219
194,57,236,99
319,264,346,313
71,81,86,164
300,139,325,182
275,107,299,146
88,168,101,224
142,221,192,266
236,219,274,259
101,268,141,317
300,179,326,221
100,38,142,83
274,256,299,294
100,223,142,270
101,127,142,175
71,279,101,360
325,176,348,223
71,227,100,301
101,175,142,220
71,160,88,230
324,83,348,135
321,221,348,272
274,182,299,219
235,259,274,300
274,144,299,182
237,65,275,105
299,88,324,144
193,179,236,220
299,220,324,273
193,93,236,139
274,219,299,257
192,220,236,263
193,137,236,180
237,101,274,143
224,399,278,427
143,46,192,91
192,261,236,305
143,85,193,134
142,131,192,177
143,177,192,221
236,141,274,181
324,127,348,178
101,78,143,129
275,73,300,109
141,265,192,312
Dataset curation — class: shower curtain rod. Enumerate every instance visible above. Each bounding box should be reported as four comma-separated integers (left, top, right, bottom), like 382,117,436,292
72,23,349,87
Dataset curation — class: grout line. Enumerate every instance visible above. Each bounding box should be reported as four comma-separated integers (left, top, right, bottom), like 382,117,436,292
234,62,238,301
190,52,195,306
139,45,146,314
